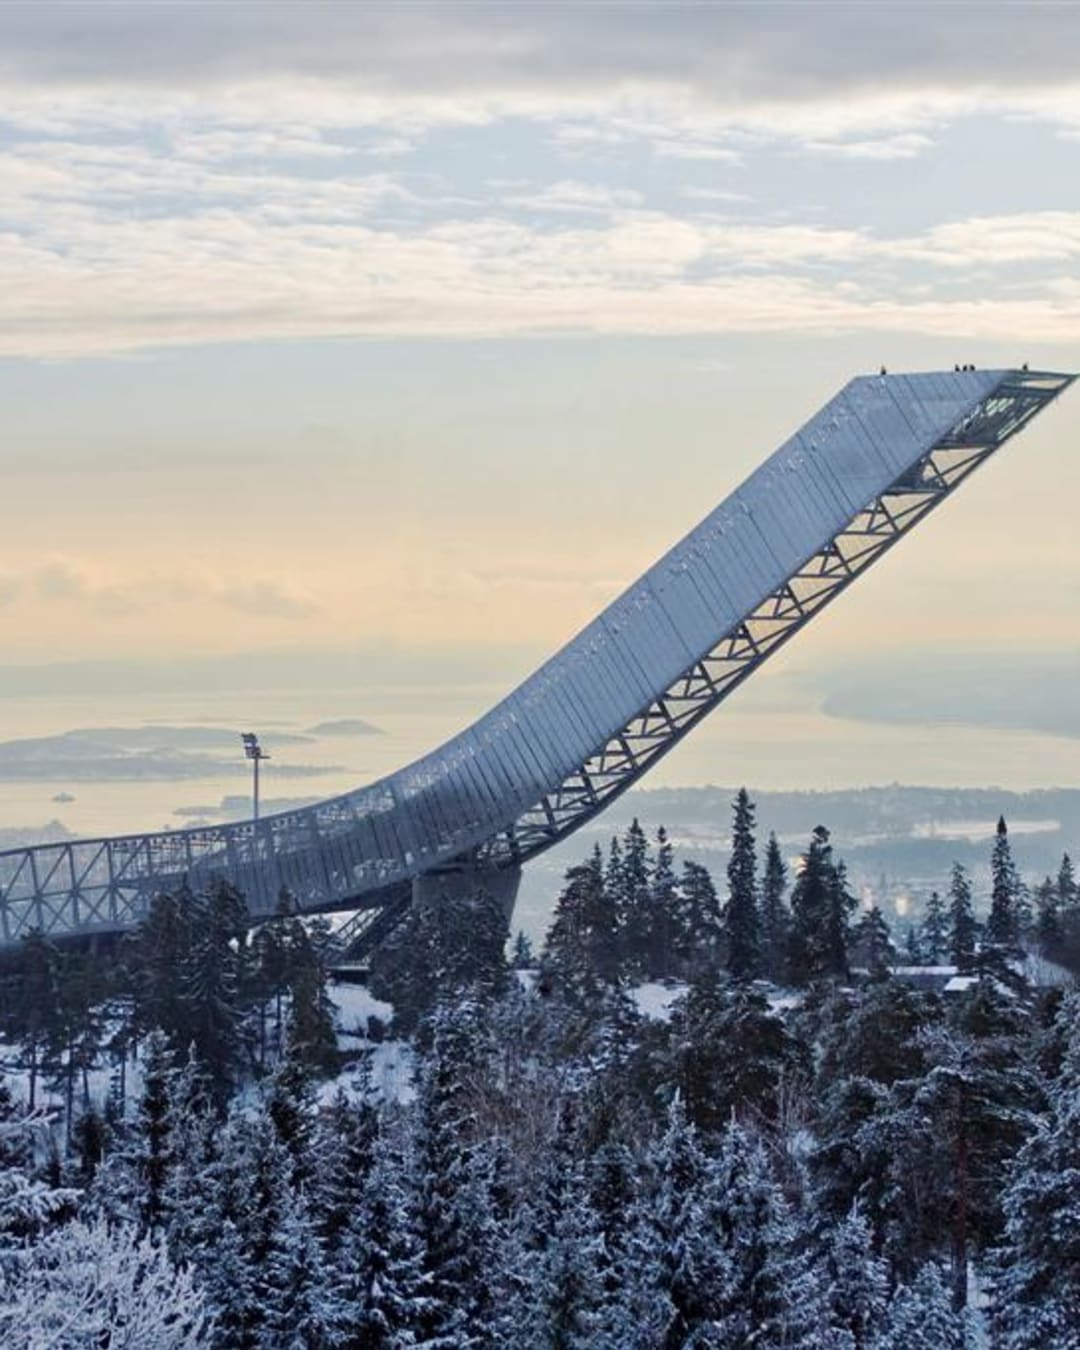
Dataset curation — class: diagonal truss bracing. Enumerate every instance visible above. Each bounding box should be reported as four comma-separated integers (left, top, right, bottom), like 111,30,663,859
475,372,1071,870
0,368,1072,949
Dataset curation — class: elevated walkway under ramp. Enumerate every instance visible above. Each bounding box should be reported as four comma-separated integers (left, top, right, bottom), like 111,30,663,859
0,368,1072,954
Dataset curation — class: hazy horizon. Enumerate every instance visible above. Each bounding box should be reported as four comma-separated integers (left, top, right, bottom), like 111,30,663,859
1,3,1078,825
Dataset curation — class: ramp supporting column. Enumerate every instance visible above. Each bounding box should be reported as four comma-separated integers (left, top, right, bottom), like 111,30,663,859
411,863,522,927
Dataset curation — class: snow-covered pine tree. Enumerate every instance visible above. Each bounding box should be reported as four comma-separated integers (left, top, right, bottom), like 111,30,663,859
0,1216,212,1349
180,880,249,1105
647,826,678,980
947,862,978,969
911,983,1043,1310
874,1262,970,1350
852,906,894,978
822,1205,890,1348
336,1120,432,1348
790,826,852,983
616,819,652,979
414,999,501,1347
132,1027,176,1232
543,847,620,1007
515,1104,606,1349
761,831,791,982
1032,875,1063,957
309,1070,379,1262
987,816,1022,951
726,787,761,981
989,994,1080,1349
920,890,949,964
704,1118,830,1348
674,859,723,980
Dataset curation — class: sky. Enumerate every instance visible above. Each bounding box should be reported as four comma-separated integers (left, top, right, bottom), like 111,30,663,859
1,2,1079,788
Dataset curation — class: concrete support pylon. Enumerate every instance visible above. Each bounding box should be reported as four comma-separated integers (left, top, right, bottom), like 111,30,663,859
411,863,522,928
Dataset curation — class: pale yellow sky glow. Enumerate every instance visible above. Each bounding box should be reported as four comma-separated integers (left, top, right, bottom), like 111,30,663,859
0,2,1077,786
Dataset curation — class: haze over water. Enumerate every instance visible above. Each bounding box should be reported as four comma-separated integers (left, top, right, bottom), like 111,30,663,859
2,676,1076,845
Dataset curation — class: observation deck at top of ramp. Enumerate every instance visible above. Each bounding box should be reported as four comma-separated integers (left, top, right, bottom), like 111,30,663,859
0,367,1073,952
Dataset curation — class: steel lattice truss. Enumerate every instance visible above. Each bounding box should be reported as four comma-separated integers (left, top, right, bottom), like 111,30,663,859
0,368,1072,950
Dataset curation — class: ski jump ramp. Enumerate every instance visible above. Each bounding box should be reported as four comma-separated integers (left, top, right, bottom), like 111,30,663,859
0,368,1072,953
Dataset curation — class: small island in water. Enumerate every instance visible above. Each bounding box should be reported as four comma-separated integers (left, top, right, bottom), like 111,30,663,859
306,718,383,737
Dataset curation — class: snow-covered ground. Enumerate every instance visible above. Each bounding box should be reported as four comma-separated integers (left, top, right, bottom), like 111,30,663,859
328,980,415,1105
632,981,685,1022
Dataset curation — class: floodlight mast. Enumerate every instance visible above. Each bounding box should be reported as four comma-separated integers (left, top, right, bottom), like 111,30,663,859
241,733,270,822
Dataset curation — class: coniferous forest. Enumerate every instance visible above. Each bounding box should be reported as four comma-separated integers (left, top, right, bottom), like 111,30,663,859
1,795,1079,1347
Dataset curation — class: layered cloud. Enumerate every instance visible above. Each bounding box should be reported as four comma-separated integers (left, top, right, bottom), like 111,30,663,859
0,558,317,622
4,4,1080,106
0,4,1078,355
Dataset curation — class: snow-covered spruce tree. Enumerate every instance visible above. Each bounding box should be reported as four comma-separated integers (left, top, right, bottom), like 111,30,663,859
615,818,652,980
703,1118,830,1348
625,1095,715,1347
989,994,1080,1349
903,924,924,965
1058,852,1080,969
948,862,978,970
132,883,199,1047
987,816,1022,952
283,922,339,1076
266,1051,319,1191
161,1050,222,1270
909,980,1043,1310
822,1205,889,1349
371,884,509,1034
9,928,61,1112
667,969,806,1133
648,826,678,980
335,1120,431,1349
674,859,724,979
725,787,761,982
1033,875,1064,957
760,831,791,982
0,1216,213,1349
130,1026,177,1232
919,890,949,965
543,847,621,1009
180,880,249,1106
248,889,293,1069
851,906,895,978
193,1106,337,1348
257,1188,341,1349
873,1262,970,1350
309,1070,379,1262
587,1135,640,1335
414,999,501,1347
789,826,853,984
511,929,534,969
514,1103,607,1349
